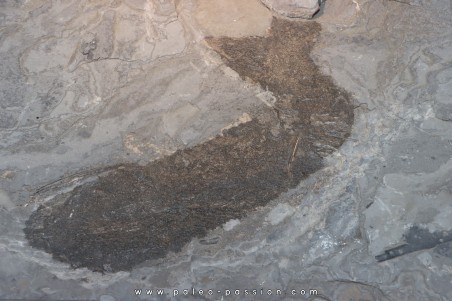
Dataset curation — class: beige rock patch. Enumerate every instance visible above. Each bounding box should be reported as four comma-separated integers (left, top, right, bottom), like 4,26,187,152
194,0,272,38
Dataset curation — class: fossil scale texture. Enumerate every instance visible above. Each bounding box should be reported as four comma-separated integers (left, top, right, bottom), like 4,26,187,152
1,0,451,300
24,18,354,273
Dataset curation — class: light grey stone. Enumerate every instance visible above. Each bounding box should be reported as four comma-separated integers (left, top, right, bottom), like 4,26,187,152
99,295,115,301
260,0,320,19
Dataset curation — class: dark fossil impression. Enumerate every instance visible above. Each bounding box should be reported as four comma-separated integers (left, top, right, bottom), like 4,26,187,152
24,18,354,272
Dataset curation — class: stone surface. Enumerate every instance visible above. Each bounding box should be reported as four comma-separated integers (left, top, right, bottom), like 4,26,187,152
260,0,320,19
365,160,452,256
195,0,272,38
1,0,452,300
24,18,354,273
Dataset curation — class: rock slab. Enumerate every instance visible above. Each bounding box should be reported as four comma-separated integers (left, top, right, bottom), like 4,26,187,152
260,0,320,19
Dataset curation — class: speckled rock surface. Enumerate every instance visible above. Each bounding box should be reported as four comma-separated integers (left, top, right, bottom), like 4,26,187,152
1,0,451,300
